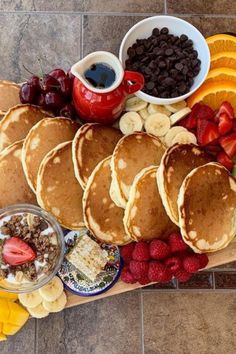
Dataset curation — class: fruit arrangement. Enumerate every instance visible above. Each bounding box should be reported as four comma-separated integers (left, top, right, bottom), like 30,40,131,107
120,232,208,285
19,68,76,119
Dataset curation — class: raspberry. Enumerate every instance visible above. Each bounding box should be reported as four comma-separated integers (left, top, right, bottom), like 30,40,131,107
149,239,171,260
175,269,192,283
183,255,200,273
129,260,149,280
120,242,135,264
132,241,150,261
121,266,136,284
196,253,209,269
168,233,188,253
138,276,150,285
164,256,182,274
148,261,172,283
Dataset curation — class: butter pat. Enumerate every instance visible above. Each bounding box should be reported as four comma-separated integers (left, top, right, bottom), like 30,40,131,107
66,234,108,282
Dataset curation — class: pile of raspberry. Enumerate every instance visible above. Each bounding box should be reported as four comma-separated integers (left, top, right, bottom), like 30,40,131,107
120,232,209,285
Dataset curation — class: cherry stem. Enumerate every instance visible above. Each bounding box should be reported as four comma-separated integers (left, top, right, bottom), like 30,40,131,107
22,64,35,76
37,58,45,78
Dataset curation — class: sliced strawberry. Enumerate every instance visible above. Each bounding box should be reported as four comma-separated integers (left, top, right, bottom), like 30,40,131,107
197,119,219,146
217,101,234,120
217,151,234,170
2,237,36,266
185,113,197,129
232,120,236,132
219,133,236,158
218,113,233,136
177,116,188,128
194,104,215,121
205,144,222,156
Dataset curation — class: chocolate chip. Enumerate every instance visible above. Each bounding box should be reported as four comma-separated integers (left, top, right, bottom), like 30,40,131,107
180,34,188,42
136,46,144,55
158,61,166,69
146,81,155,90
152,28,160,36
175,63,183,71
162,77,176,87
160,27,169,34
165,48,174,56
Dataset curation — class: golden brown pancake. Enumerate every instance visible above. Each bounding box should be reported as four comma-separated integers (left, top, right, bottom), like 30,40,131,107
0,82,20,113
0,104,53,152
0,140,37,208
157,144,211,225
72,123,122,189
36,141,84,230
111,132,166,208
83,156,131,245
178,162,236,253
124,166,178,241
22,117,79,192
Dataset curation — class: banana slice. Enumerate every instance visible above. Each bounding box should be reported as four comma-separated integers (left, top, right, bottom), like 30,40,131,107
164,126,187,147
164,100,187,113
138,108,149,120
18,290,42,309
119,112,143,135
42,291,67,313
170,107,191,125
39,276,64,302
125,96,147,112
27,303,49,318
144,113,171,137
147,104,171,116
172,131,197,145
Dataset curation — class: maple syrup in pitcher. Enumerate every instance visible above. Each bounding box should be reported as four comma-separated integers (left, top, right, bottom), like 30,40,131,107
84,62,116,89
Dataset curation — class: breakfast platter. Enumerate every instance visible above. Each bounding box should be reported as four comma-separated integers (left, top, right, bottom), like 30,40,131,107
0,15,236,341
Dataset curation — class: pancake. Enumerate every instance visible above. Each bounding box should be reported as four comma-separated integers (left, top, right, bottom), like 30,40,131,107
124,166,178,241
22,117,79,193
72,123,122,189
36,141,84,230
83,156,131,245
157,144,211,225
0,104,52,151
111,132,166,208
0,82,20,113
0,140,37,208
178,162,236,253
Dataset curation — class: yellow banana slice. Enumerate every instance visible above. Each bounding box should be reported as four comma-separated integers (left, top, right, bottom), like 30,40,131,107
27,303,49,319
39,276,64,302
172,131,197,145
125,96,147,112
18,290,42,309
164,126,187,147
42,291,67,313
164,100,187,113
119,112,143,135
170,107,191,125
147,104,171,116
144,113,171,137
138,108,149,120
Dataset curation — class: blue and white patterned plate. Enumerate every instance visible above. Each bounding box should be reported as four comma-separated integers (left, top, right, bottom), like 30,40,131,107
58,229,121,296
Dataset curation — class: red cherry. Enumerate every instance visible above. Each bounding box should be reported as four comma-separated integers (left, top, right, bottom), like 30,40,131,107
67,69,75,80
35,93,46,107
27,75,40,91
45,91,65,110
60,103,75,119
58,76,72,96
20,83,37,103
40,75,60,93
48,68,66,81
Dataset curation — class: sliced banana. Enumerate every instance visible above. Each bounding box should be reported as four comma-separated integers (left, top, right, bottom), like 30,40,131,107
170,107,191,125
39,276,64,302
138,108,149,120
144,113,171,137
147,104,171,116
164,100,187,113
119,112,143,135
172,131,197,145
42,291,67,313
125,96,147,112
18,290,42,308
164,126,187,147
27,303,49,319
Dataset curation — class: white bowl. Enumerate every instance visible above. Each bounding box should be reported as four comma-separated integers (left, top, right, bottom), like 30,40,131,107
119,15,210,105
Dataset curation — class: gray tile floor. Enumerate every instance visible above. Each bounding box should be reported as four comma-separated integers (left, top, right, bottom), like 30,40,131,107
1,1,236,353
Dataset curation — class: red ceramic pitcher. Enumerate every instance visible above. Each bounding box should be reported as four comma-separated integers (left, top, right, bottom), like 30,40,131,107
71,51,144,124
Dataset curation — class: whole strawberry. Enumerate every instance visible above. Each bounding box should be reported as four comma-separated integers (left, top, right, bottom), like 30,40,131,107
148,261,172,283
139,276,150,285
121,266,136,284
129,260,149,280
120,242,135,264
164,256,182,274
196,253,209,269
175,269,192,283
149,239,171,260
183,255,200,273
168,232,188,253
132,241,150,261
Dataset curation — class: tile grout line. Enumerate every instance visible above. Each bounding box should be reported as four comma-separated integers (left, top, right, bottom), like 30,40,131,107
140,291,145,354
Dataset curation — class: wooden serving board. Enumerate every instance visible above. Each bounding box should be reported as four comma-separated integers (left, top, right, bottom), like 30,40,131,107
65,240,236,308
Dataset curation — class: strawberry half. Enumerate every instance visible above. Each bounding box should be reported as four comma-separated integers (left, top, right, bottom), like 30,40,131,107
217,151,234,170
219,133,236,158
217,101,234,120
194,104,215,121
197,119,219,146
2,237,36,266
218,113,233,136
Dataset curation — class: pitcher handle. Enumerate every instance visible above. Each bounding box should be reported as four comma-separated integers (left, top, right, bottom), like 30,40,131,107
123,71,145,95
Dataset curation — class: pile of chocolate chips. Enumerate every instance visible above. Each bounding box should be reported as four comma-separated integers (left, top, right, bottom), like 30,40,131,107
125,27,201,98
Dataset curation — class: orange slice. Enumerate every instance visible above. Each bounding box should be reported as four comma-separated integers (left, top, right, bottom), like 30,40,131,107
205,67,236,84
187,81,236,111
206,34,236,55
210,52,236,69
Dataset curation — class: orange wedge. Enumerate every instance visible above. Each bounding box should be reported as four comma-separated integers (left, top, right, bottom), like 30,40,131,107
206,34,236,55
210,52,236,69
187,81,236,111
205,67,236,84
